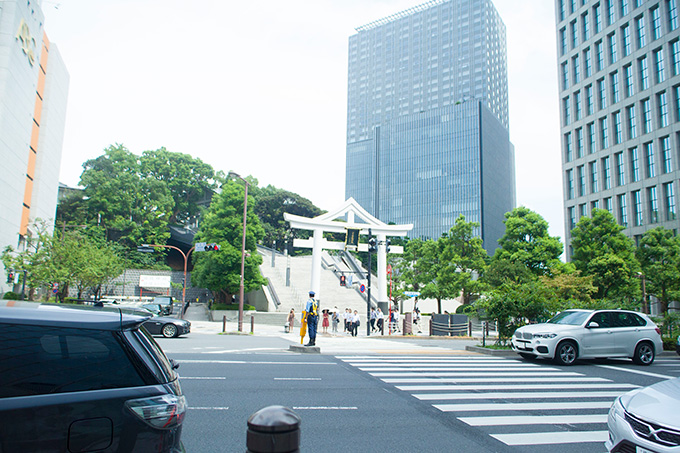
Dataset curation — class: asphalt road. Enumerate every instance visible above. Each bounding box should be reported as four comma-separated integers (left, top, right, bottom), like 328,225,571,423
155,331,680,453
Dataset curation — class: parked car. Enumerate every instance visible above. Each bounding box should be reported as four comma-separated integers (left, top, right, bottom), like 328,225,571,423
677,335,680,356
605,377,680,452
143,311,191,338
0,301,186,452
511,309,663,366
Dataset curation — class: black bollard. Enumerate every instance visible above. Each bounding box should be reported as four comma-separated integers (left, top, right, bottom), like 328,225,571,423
246,405,301,453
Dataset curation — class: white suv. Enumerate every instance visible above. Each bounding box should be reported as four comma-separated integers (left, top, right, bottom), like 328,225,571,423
511,309,663,366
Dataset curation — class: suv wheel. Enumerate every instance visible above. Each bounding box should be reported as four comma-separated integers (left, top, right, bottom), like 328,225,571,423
162,324,178,338
554,341,577,366
632,342,655,365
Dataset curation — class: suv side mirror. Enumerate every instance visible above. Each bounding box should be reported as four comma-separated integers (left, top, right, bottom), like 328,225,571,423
586,321,600,329
170,359,180,370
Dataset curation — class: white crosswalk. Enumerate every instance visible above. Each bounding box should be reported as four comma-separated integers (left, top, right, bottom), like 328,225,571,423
339,355,639,449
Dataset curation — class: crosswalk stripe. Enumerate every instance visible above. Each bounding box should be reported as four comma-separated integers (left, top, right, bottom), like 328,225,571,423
383,376,609,383
397,383,637,391
460,414,608,426
414,390,625,400
434,401,613,412
359,366,561,372
338,356,513,360
370,371,583,377
352,363,547,368
490,430,609,445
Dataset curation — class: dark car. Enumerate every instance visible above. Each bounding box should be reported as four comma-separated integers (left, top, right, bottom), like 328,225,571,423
130,304,191,338
0,301,186,453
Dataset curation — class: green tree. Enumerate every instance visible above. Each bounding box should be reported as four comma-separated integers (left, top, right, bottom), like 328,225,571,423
636,226,680,314
493,207,563,277
570,208,639,300
416,239,456,314
190,179,266,303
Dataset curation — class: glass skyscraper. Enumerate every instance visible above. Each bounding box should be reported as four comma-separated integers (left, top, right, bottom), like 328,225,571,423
556,0,680,256
345,0,515,252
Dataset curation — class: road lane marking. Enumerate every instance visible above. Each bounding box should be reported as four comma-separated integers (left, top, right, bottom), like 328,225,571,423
415,390,625,400
397,383,639,391
358,366,558,372
292,407,357,410
190,407,229,410
274,378,322,381
177,360,335,365
595,364,675,379
491,430,609,445
181,377,226,380
460,414,608,426
383,376,609,383
370,371,583,377
434,401,613,412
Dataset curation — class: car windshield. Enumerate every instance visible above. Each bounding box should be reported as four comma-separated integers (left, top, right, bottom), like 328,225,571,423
547,311,591,325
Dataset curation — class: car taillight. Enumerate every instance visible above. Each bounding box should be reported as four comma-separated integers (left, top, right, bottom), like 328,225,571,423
125,394,186,429
655,327,661,336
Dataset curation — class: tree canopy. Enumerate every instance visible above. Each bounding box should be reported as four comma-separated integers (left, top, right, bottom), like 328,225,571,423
636,226,680,314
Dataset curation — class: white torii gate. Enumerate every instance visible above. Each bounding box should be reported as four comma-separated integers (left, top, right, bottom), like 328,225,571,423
283,197,413,304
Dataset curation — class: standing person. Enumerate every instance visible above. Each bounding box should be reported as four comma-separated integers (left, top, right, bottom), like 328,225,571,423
370,307,377,332
287,308,295,333
304,291,319,346
331,307,339,334
344,308,351,334
322,309,330,334
377,307,385,335
351,310,360,337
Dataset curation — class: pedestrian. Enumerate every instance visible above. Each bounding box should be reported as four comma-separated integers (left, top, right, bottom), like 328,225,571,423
332,307,339,334
304,291,319,346
370,307,377,332
322,309,330,334
351,310,360,336
344,308,351,334
377,307,384,335
287,308,295,333
412,307,421,333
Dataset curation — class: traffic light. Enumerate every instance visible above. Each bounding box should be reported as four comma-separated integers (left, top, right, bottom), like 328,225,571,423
6,272,14,284
385,239,391,253
205,243,220,251
368,238,377,253
340,275,346,286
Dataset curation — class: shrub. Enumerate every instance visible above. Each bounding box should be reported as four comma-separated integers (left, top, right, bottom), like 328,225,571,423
2,291,20,300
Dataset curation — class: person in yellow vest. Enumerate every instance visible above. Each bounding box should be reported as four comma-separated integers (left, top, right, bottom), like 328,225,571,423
304,291,319,346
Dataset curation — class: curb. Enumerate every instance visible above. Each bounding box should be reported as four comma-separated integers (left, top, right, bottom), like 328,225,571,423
464,345,517,357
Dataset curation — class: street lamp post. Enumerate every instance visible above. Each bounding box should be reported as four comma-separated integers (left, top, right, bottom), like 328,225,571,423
141,244,195,319
229,171,249,332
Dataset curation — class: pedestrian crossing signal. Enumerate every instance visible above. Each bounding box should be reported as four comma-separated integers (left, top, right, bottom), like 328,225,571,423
340,275,346,286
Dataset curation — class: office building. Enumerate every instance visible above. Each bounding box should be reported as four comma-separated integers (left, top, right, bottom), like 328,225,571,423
0,0,69,289
345,0,515,252
556,0,680,255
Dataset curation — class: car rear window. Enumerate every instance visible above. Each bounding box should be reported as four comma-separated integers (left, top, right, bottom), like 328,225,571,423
0,324,146,398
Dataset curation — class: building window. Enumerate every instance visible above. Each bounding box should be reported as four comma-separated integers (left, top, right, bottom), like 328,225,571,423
662,136,673,172
560,0,567,21
575,91,583,120
560,28,568,55
595,3,603,32
622,24,632,56
584,48,593,77
649,186,659,223
596,40,605,71
633,190,643,225
604,196,613,213
571,0,577,14
609,33,618,63
644,141,656,177
601,116,610,148
654,48,665,83
563,62,570,90
622,0,630,16
580,203,588,218
670,0,679,31
624,64,634,97
564,97,572,125
577,127,584,157
574,55,581,83
583,12,591,40
588,122,597,152
634,0,644,7
603,156,612,189
591,161,599,192
664,182,676,220
652,7,662,40
586,85,595,114
618,193,629,225
674,85,680,121
607,0,616,24
627,104,637,138
568,206,576,229
639,56,649,90
599,78,607,109
636,15,646,48
642,98,652,132
658,91,669,127
631,147,641,181
614,111,623,144
572,20,579,48
566,132,574,161
567,169,575,199
611,71,620,103
578,165,586,196
673,41,680,75
616,151,626,185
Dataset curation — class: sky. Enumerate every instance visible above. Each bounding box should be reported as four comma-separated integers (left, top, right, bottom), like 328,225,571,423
42,0,563,243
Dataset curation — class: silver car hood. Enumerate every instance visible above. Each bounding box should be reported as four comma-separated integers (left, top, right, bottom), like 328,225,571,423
621,377,680,429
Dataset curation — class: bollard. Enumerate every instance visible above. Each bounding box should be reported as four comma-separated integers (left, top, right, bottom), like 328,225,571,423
251,316,255,334
247,405,301,453
223,315,226,333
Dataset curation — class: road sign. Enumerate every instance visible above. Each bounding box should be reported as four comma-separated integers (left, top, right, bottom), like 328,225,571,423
404,291,420,297
195,242,207,252
360,284,366,293
137,246,155,253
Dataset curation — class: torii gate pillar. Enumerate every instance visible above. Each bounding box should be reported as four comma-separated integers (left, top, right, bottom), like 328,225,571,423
310,228,323,294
